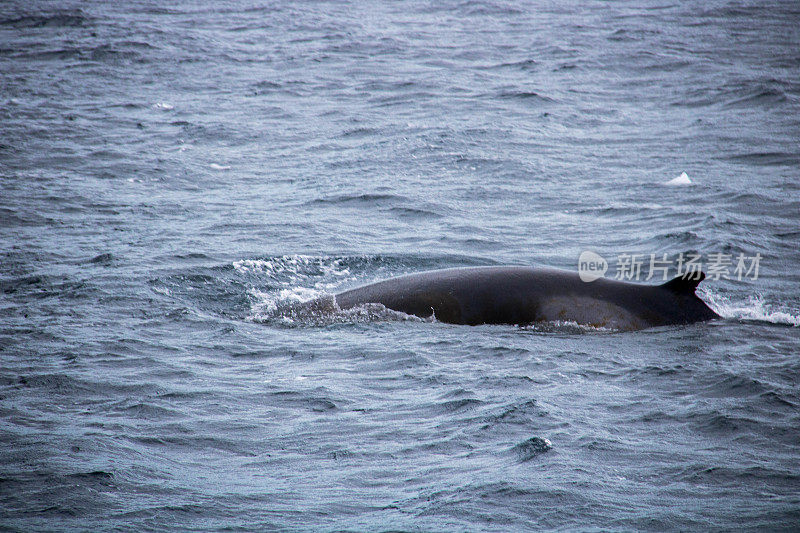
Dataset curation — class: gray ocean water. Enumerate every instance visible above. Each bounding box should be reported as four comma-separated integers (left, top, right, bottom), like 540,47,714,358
2,0,799,530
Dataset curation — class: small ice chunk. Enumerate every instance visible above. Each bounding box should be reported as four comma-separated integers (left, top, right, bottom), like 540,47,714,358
665,171,692,186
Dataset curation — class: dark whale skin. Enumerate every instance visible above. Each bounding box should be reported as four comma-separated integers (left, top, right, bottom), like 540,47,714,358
334,266,720,330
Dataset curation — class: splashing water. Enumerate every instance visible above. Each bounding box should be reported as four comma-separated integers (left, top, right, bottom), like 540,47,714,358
703,290,800,327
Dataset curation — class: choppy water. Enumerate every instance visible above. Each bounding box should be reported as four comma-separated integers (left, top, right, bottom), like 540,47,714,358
2,0,799,530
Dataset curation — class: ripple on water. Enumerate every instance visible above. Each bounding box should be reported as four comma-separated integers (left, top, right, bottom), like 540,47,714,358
510,436,552,461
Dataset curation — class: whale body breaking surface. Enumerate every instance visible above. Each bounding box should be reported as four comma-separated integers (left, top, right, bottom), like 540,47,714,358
334,266,719,331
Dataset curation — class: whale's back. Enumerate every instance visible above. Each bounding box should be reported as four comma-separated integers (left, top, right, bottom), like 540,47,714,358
334,266,718,330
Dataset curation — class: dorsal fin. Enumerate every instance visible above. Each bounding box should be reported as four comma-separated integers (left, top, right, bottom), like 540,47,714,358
661,271,705,294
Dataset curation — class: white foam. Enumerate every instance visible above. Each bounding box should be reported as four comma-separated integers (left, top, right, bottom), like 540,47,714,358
234,259,282,274
232,255,352,289
153,102,174,110
247,286,326,321
665,171,692,186
151,285,172,297
209,163,230,170
521,320,615,333
337,303,426,324
246,286,424,326
704,291,800,327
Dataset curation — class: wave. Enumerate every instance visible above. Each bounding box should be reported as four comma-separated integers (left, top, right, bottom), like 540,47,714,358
308,193,407,206
520,320,617,334
246,287,427,326
0,11,90,28
11,44,147,64
726,152,800,167
705,292,800,327
476,59,537,71
676,79,791,109
233,255,354,283
233,255,441,325
510,437,552,461
493,90,555,103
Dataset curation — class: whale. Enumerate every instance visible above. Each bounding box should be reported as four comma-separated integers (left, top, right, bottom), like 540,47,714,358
334,266,719,330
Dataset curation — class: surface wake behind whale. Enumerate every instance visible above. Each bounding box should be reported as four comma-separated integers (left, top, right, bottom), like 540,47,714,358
334,266,719,331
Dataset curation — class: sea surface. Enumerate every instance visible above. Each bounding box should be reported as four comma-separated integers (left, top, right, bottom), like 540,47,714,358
1,0,799,530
